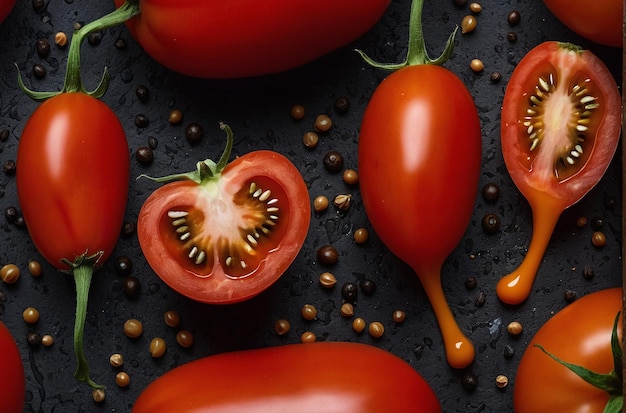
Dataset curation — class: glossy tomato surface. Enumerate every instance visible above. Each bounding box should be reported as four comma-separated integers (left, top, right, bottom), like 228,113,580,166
542,0,622,47
112,0,390,78
501,41,621,211
132,341,440,413
358,64,482,368
514,288,622,413
0,0,15,24
0,321,24,413
137,150,310,304
16,93,130,269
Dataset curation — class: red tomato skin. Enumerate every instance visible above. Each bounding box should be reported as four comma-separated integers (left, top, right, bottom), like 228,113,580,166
501,42,621,210
112,0,390,78
358,64,482,272
542,0,622,47
0,0,15,24
514,287,622,413
16,93,130,269
132,342,440,413
137,150,310,304
0,321,25,413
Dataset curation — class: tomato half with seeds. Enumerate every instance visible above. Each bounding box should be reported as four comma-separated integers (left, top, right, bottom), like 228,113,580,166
0,321,24,413
497,42,621,305
514,288,623,413
137,125,310,304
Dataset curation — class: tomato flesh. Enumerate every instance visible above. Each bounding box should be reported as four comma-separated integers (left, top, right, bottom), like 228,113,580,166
132,342,440,413
514,288,622,413
0,0,15,24
0,321,24,413
497,42,621,305
138,150,310,304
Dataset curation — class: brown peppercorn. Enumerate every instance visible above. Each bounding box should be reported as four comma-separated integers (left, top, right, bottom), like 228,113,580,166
176,330,194,348
470,58,484,73
461,15,477,34
149,337,167,358
22,307,40,324
290,104,305,120
392,310,407,323
41,334,54,347
342,169,359,185
469,2,482,12
302,131,319,149
317,245,339,265
123,319,143,338
168,109,183,125
301,304,317,321
313,114,332,132
274,319,290,335
353,228,369,244
1,264,20,284
352,318,366,333
368,321,385,338
313,195,329,213
163,310,181,328
300,331,316,343
115,371,130,388
591,231,606,248
28,260,42,277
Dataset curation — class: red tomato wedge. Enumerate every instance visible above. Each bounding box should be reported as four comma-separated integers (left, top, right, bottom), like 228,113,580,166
497,42,621,305
132,342,441,413
138,125,310,304
112,0,391,78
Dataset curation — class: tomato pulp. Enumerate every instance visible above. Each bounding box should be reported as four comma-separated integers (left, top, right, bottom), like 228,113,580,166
132,342,441,413
112,0,390,78
358,64,482,369
514,288,623,413
0,321,25,413
138,125,310,304
497,42,621,304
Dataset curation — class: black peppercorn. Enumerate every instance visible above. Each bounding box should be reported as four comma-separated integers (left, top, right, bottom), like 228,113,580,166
185,122,204,144
482,182,500,203
317,245,339,265
121,221,136,237
135,114,149,128
334,96,350,114
33,64,47,78
27,331,42,346
5,206,18,223
503,344,515,358
360,279,377,295
323,150,344,173
3,160,16,175
87,31,102,46
115,255,133,276
582,265,594,279
564,289,577,303
461,372,478,391
464,276,477,290
507,32,517,42
341,282,358,303
507,10,521,25
489,71,502,83
148,136,159,149
114,37,127,49
135,85,150,101
123,276,141,298
481,213,501,234
0,129,8,142
135,146,154,165
36,39,50,57
32,0,45,12
590,217,604,230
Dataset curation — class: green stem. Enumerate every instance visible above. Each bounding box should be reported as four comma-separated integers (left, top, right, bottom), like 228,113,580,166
71,263,103,390
354,0,457,71
17,0,141,100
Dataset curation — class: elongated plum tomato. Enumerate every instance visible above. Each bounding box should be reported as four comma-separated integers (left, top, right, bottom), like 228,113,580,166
132,342,440,413
0,0,15,24
542,0,622,47
112,0,390,78
137,125,310,304
514,288,623,413
0,321,24,413
497,42,621,305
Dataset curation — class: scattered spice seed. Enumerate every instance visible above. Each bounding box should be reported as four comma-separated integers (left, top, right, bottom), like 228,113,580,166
474,291,486,307
36,39,50,56
495,374,509,388
176,330,194,348
317,245,339,265
185,122,204,144
54,32,67,47
3,160,16,175
115,256,133,276
341,282,358,303
481,213,501,234
87,31,102,46
576,216,587,227
564,289,577,303
507,10,521,25
134,114,149,128
470,58,484,72
313,195,329,213
360,279,377,295
163,310,181,328
353,228,369,244
333,194,352,211
590,217,604,230
122,221,136,237
123,319,143,338
318,272,337,288
135,146,154,165
489,71,502,83
33,63,46,78
582,265,594,279
123,276,141,297
503,345,515,358
301,304,317,321
323,150,344,173
0,129,9,142
302,131,319,148
352,318,366,333
506,321,523,336
461,15,477,33
313,114,332,132
22,307,39,324
1,264,20,284
135,85,149,101
115,371,130,388
482,182,500,202
28,260,42,277
92,389,106,403
368,321,385,338
469,2,482,12
168,109,183,125
148,136,158,149
149,337,167,358
591,231,606,248
41,334,54,347
340,302,354,318
274,319,290,335
290,104,305,120
334,96,350,114
461,372,478,391
301,331,316,343
27,331,41,346
453,0,468,6
109,353,124,368
343,169,359,185
507,32,517,42
392,310,406,323
465,276,477,290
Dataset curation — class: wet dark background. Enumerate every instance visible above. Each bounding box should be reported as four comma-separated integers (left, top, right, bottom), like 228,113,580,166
0,0,622,412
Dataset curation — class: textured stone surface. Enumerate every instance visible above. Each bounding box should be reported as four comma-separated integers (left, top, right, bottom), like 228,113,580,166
0,1,621,412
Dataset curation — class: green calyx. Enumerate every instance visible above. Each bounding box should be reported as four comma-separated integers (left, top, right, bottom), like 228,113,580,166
138,123,234,184
355,0,457,70
59,251,106,390
17,0,140,101
535,311,623,413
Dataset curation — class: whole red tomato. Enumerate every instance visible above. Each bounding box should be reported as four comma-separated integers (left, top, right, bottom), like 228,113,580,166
0,321,24,413
133,342,440,413
0,0,15,24
112,0,390,78
497,42,621,305
542,0,622,47
137,124,310,304
357,0,481,369
16,92,130,389
514,288,623,412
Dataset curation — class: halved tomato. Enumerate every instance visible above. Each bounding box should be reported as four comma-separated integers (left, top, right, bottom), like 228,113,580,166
137,124,310,304
497,42,621,304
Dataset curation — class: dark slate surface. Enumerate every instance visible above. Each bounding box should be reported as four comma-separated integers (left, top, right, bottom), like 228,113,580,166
0,0,622,412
